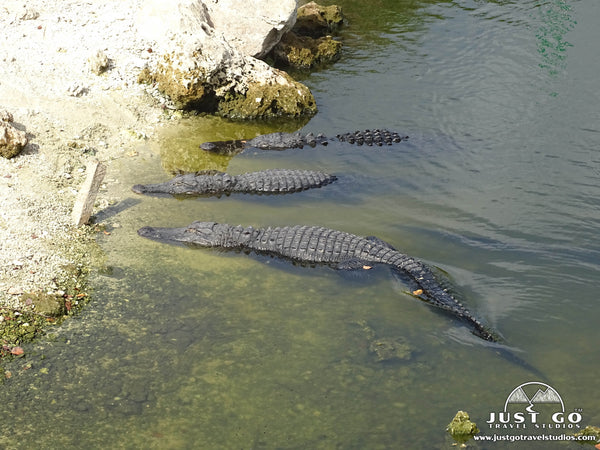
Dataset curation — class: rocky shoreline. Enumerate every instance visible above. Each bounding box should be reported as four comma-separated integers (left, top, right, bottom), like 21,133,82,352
0,0,343,366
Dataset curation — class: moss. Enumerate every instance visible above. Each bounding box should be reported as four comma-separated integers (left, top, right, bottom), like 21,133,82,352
19,292,66,317
151,54,213,110
446,411,479,447
368,337,412,362
0,226,100,368
295,2,345,38
216,76,317,120
273,32,342,70
572,426,600,446
149,48,317,119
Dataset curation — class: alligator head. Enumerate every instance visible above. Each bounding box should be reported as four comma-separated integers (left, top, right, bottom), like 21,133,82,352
200,139,247,155
131,174,200,195
132,172,234,196
138,221,228,247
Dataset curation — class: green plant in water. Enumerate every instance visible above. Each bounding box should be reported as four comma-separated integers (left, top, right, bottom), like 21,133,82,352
572,425,600,446
446,410,479,447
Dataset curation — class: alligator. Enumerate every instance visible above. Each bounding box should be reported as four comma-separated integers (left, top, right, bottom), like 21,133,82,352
200,129,409,155
137,221,498,342
132,169,337,197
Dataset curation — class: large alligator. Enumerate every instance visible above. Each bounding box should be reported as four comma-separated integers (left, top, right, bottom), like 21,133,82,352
132,169,336,197
200,129,409,155
138,221,497,342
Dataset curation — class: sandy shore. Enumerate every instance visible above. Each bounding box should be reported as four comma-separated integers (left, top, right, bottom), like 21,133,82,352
0,1,172,345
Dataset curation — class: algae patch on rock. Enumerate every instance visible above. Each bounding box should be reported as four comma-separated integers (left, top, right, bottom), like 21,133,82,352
216,76,317,119
19,292,67,317
272,32,342,70
270,2,345,70
295,1,345,38
1,225,102,366
446,410,479,447
137,0,318,119
146,52,317,119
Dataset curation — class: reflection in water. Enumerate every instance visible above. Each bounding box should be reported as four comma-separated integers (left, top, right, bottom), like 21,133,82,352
536,0,575,77
157,115,310,174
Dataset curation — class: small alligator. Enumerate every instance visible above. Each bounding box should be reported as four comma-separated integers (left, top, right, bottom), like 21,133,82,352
132,169,336,197
200,129,409,155
138,221,497,342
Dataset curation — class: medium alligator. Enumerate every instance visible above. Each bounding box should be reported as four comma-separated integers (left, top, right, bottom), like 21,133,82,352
132,169,337,197
137,221,497,342
200,129,409,155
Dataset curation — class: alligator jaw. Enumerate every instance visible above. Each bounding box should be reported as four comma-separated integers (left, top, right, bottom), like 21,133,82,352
132,179,195,196
132,183,170,195
131,184,145,194
138,221,221,247
138,225,195,246
137,225,177,242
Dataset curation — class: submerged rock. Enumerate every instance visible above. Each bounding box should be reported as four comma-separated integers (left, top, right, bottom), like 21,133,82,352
353,320,413,363
368,336,412,362
20,292,66,317
136,0,317,119
0,110,28,159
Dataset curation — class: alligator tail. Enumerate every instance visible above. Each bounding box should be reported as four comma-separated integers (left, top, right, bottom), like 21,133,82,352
336,129,408,146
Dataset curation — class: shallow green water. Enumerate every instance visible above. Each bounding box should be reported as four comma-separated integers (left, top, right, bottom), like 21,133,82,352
2,0,600,448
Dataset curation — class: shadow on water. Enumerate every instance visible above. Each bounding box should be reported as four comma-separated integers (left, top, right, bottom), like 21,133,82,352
1,0,600,448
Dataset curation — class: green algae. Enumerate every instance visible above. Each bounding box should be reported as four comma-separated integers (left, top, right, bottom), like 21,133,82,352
155,114,310,174
446,411,479,447
215,77,318,119
273,32,343,70
143,55,317,119
295,2,346,38
573,426,600,446
0,226,103,370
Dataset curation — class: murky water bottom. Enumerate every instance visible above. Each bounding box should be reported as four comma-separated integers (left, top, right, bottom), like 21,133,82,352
2,0,600,448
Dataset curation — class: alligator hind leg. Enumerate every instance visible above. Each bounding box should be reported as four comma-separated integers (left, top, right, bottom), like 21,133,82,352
335,258,375,271
365,235,397,250
334,259,391,283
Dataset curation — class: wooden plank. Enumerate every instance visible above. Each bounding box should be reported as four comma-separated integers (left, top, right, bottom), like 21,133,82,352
71,160,107,226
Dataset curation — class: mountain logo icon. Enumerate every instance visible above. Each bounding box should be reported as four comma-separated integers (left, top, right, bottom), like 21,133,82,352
504,382,564,413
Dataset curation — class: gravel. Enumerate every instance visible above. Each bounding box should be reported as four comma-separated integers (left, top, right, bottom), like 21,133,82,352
0,0,171,313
